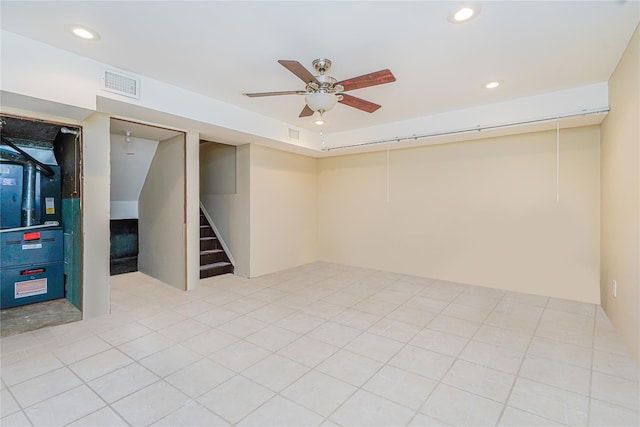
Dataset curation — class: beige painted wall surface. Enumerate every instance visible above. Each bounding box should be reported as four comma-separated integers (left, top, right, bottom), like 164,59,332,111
138,134,185,290
319,126,601,303
250,144,317,278
200,142,237,195
81,112,111,317
601,24,639,362
185,131,200,290
200,142,250,277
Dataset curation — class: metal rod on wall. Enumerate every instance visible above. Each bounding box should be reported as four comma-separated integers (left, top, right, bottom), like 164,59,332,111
324,107,609,152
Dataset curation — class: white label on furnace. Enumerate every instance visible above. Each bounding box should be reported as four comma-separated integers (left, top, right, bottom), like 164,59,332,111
22,243,43,250
15,278,47,298
45,197,55,214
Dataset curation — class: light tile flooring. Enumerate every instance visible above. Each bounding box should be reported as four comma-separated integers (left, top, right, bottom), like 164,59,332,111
1,262,638,426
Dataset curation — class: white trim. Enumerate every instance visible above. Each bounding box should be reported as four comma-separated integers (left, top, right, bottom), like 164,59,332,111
199,201,236,267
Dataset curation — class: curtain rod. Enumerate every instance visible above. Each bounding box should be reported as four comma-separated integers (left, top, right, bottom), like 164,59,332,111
323,107,609,152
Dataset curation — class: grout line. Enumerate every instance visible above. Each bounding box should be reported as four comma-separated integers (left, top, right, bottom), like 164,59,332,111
492,293,546,426
492,296,583,427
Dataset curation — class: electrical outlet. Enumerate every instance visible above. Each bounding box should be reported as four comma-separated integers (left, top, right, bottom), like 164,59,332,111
613,280,617,298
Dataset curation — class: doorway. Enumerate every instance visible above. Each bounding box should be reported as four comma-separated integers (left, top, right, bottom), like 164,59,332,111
109,119,187,290
0,114,83,336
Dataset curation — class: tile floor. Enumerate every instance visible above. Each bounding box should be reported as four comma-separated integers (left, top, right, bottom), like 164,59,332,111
1,262,638,426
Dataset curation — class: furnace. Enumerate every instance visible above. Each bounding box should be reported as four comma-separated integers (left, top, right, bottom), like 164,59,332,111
0,116,81,310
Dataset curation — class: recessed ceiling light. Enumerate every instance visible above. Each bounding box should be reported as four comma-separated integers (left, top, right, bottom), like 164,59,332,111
455,7,474,21
448,4,480,23
66,25,100,40
484,81,501,89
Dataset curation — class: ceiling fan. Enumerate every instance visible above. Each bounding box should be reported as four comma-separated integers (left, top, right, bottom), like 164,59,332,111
243,58,396,123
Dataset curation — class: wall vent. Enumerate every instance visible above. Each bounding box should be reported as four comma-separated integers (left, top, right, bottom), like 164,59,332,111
102,69,140,99
288,128,300,140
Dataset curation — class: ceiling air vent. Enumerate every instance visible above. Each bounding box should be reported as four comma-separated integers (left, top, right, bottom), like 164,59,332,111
288,128,300,140
102,69,140,99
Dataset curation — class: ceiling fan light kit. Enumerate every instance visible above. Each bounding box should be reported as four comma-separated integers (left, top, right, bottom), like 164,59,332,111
305,92,338,112
243,58,396,123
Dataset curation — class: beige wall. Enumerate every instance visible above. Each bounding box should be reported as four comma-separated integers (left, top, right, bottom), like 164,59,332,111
249,144,317,277
200,142,237,195
601,24,639,362
200,142,250,277
81,112,111,317
185,131,200,290
318,126,601,303
138,134,186,290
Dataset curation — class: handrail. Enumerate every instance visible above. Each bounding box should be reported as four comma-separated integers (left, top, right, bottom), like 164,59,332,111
199,202,236,267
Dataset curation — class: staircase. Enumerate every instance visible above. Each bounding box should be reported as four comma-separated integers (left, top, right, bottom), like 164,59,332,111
200,210,234,279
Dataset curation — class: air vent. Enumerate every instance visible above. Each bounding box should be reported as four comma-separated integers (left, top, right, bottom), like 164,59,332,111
288,128,300,140
102,69,140,99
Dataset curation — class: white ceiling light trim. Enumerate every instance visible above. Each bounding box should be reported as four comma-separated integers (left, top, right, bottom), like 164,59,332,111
66,24,100,40
448,4,480,23
454,7,474,21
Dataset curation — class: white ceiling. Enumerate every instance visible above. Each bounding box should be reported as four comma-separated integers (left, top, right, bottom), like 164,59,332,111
1,1,638,134
110,118,182,142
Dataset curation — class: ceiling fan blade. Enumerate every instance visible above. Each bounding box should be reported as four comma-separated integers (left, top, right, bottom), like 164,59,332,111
337,69,396,92
244,90,306,97
299,105,314,117
339,94,381,113
278,60,320,85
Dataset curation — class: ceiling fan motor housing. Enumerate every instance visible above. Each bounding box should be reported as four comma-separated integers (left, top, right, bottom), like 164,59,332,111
312,58,332,74
307,75,341,94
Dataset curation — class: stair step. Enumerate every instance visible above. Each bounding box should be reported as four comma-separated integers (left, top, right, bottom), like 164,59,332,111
201,249,224,255
200,261,234,279
200,248,226,264
200,226,215,237
200,236,220,251
199,261,231,270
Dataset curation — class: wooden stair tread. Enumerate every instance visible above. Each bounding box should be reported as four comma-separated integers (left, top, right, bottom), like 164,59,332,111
201,249,224,255
200,236,218,241
200,261,232,270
